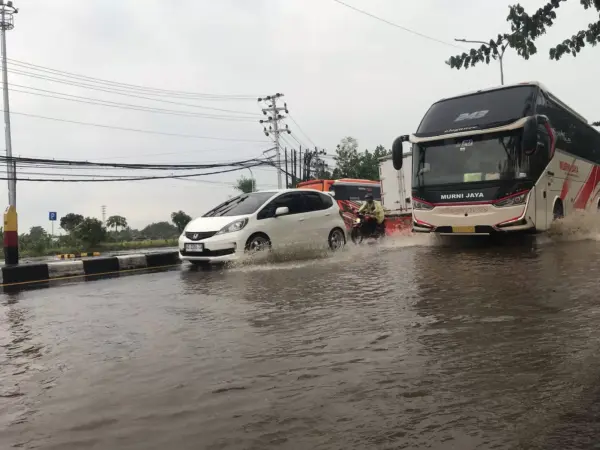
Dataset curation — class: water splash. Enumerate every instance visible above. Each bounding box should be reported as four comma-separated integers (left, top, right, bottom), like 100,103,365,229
545,210,600,244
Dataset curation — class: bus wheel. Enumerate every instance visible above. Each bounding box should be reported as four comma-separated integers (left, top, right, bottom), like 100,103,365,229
553,200,564,221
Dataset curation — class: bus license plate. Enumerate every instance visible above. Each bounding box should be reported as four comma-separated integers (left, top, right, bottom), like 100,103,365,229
185,243,204,252
452,226,475,233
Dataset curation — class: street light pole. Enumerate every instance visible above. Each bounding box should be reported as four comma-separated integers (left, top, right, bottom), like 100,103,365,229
1,0,18,265
454,38,507,85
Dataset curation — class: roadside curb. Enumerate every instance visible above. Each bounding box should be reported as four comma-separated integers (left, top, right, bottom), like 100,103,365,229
0,251,181,287
56,252,101,259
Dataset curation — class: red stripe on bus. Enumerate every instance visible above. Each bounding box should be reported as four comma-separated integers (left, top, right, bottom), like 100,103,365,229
573,166,600,209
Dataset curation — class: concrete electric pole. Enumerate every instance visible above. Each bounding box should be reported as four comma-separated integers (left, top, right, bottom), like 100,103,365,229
258,93,290,189
101,205,106,223
1,0,18,265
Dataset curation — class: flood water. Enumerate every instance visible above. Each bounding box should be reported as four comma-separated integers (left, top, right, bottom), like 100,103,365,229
2,217,600,449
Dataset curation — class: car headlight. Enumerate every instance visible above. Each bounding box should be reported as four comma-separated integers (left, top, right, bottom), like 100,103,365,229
412,198,434,210
216,218,249,235
494,191,529,208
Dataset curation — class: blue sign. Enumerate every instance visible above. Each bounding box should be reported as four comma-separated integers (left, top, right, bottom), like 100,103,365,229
49,212,57,221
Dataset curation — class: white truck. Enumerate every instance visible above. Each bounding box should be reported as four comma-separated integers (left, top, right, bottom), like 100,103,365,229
379,152,412,215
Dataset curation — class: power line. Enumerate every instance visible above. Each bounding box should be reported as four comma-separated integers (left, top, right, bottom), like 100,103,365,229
4,109,270,143
0,162,268,182
9,85,258,122
288,114,318,148
0,154,271,170
7,58,259,100
6,67,262,116
330,0,465,50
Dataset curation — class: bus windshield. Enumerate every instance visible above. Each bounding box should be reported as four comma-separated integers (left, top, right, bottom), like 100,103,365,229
331,183,381,201
412,131,528,187
417,85,536,136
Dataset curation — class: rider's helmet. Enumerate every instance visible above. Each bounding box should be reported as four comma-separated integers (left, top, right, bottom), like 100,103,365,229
364,193,374,202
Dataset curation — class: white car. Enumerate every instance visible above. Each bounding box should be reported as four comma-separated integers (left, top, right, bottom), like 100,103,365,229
179,189,347,265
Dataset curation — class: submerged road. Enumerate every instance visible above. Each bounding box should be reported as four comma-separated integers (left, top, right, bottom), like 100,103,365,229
2,233,600,449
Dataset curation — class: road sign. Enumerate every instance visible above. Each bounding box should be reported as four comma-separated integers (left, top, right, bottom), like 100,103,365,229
49,211,57,221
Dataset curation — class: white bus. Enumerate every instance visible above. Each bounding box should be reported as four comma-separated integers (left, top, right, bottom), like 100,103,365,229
391,81,600,235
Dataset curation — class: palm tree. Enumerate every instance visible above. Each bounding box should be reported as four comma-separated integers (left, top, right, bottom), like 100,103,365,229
106,215,128,232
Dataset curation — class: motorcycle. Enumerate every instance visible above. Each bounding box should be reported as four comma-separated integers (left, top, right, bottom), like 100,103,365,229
350,213,386,244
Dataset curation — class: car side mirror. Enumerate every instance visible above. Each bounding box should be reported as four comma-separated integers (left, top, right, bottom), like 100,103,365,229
392,135,407,170
275,206,289,217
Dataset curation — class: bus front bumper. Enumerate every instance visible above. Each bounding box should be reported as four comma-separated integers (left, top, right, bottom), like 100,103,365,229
412,205,535,235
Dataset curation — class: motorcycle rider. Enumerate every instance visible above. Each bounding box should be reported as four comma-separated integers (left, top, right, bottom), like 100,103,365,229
357,193,385,237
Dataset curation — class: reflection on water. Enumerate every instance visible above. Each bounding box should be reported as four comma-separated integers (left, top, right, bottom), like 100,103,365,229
2,221,600,448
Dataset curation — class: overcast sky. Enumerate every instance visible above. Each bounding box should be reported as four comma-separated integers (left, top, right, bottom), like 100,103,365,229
3,0,598,232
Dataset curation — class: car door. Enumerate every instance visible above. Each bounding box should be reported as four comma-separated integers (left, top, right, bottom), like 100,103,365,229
256,192,310,250
301,191,332,245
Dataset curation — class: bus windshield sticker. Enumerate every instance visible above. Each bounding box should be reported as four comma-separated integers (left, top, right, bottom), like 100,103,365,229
458,139,473,151
463,172,483,182
484,173,500,181
454,110,489,122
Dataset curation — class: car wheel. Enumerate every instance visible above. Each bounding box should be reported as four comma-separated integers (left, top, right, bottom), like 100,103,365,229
329,228,346,251
245,233,271,253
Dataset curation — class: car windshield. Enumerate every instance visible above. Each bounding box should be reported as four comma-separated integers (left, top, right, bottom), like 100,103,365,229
412,131,528,187
203,192,275,217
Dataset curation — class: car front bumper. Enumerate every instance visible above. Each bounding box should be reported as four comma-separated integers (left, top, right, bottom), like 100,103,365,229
178,232,242,263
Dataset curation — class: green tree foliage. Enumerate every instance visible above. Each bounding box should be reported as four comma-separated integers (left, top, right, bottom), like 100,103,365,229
60,213,84,233
106,215,128,232
330,137,391,180
75,218,107,247
593,121,600,126
448,0,600,71
20,226,51,255
171,211,192,233
141,222,179,239
235,175,256,193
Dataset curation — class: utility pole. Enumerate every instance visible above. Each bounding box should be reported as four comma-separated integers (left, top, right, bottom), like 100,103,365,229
258,93,290,189
284,147,289,188
1,0,18,265
451,37,508,85
101,205,106,223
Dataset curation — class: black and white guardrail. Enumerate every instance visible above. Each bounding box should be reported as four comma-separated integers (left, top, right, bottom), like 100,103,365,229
0,251,181,286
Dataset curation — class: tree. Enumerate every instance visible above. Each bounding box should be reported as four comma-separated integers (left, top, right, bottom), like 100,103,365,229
28,226,48,242
60,213,84,233
75,217,107,247
235,175,255,193
106,215,128,232
331,137,391,180
171,211,192,233
448,0,600,72
593,121,600,126
141,222,179,239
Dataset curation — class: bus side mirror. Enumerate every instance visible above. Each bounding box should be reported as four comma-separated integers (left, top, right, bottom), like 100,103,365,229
522,115,550,156
392,136,406,170
522,116,538,156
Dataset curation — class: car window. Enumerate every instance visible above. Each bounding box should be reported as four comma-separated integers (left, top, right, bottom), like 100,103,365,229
320,193,334,208
257,192,306,219
303,192,325,212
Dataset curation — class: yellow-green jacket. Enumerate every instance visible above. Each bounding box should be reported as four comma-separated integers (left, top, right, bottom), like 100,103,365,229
358,200,385,224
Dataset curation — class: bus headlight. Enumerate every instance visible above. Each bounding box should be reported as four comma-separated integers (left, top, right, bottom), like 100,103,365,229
412,198,434,210
493,191,529,208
